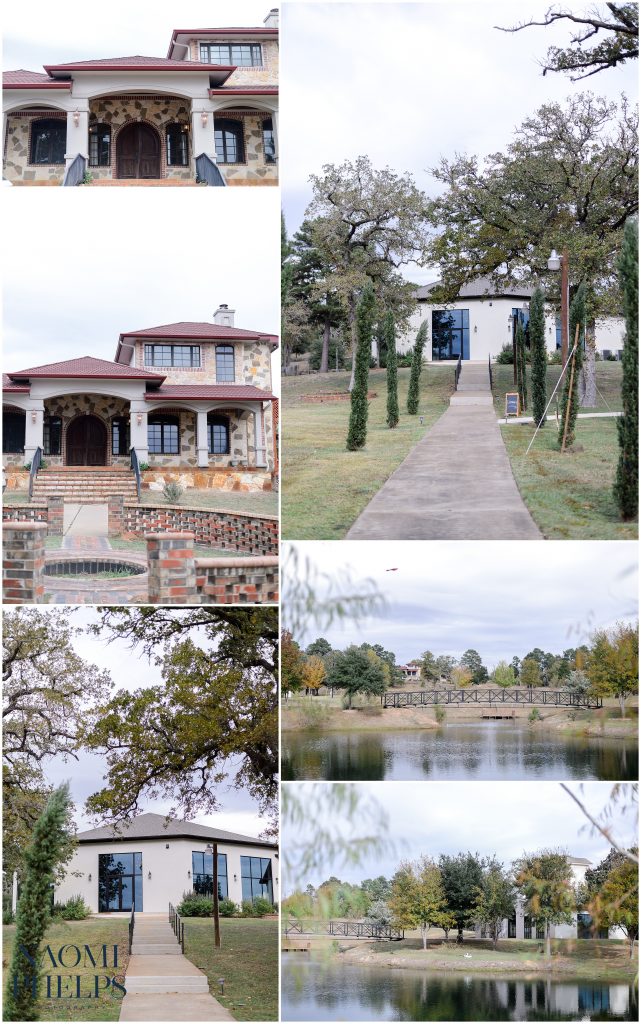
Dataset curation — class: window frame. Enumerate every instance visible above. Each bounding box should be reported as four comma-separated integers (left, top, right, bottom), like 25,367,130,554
111,416,130,457
30,117,66,165
215,119,245,164
2,410,26,454
166,123,189,167
147,414,180,455
431,308,470,361
88,122,112,167
191,851,229,899
215,344,235,382
207,414,231,455
199,43,263,66
144,344,201,368
262,117,276,164
240,855,273,904
43,415,62,457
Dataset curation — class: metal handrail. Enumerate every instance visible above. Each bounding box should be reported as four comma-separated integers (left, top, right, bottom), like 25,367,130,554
195,153,226,186
168,902,185,952
62,153,87,187
454,354,462,390
28,447,43,500
130,447,141,501
128,906,135,955
488,353,493,390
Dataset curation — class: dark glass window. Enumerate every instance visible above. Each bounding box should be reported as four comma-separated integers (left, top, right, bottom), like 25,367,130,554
166,123,189,167
89,123,111,167
200,43,262,66
98,852,143,912
215,120,245,164
207,415,230,455
507,915,516,939
191,851,228,899
148,415,180,455
30,118,66,164
240,856,273,903
262,118,276,163
111,417,130,456
215,345,235,382
556,316,562,350
144,345,201,368
431,309,470,360
43,416,62,456
2,411,26,454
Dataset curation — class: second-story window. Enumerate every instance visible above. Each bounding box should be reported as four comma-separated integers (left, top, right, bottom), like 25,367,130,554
215,345,235,382
144,345,201,368
200,43,262,66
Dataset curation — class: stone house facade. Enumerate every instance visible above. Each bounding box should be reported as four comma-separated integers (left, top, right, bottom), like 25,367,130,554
2,305,277,487
3,10,278,184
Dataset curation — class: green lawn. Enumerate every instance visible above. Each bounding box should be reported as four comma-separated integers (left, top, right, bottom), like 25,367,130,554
139,489,278,517
2,918,129,1021
282,366,455,539
491,361,624,417
183,917,278,1021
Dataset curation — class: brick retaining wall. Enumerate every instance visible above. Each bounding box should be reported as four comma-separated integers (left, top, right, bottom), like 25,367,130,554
3,522,46,603
2,504,48,524
195,557,278,604
123,503,278,555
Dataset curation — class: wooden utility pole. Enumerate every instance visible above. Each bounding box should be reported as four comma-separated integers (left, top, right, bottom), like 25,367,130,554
560,249,569,364
207,842,221,948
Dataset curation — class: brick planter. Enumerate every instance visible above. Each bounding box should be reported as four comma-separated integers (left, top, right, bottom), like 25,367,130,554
146,532,197,605
3,522,47,603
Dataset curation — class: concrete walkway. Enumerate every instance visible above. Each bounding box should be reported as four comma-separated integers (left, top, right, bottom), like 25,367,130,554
63,502,108,536
347,362,542,540
119,914,233,1021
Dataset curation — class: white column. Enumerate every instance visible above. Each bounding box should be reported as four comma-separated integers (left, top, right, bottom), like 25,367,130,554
196,410,209,468
129,403,148,463
272,109,279,162
253,406,266,467
24,402,45,462
12,871,18,915
191,102,216,170
65,108,89,168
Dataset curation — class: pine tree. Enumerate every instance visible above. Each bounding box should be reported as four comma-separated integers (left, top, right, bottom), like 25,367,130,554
516,320,528,411
558,282,586,450
614,218,638,520
384,311,399,428
530,286,547,426
407,321,427,415
4,784,72,1022
346,283,375,450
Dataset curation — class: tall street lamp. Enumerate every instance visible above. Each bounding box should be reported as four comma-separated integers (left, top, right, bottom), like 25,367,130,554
206,842,221,948
548,248,569,364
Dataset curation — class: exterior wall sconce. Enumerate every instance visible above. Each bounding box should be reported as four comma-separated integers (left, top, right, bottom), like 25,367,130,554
73,109,80,127
31,410,37,423
233,874,237,883
200,111,208,128
187,870,191,878
473,325,477,333
147,871,152,880
166,843,170,849
136,413,142,426
88,873,92,882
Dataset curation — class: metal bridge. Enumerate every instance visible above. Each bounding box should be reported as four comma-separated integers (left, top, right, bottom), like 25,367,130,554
382,688,602,709
285,919,404,941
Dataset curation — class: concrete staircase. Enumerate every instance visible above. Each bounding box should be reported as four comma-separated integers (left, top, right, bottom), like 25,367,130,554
89,179,200,187
32,467,138,502
124,914,209,995
131,917,182,956
450,361,494,407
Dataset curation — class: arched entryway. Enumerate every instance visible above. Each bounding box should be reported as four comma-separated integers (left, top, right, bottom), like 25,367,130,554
116,122,161,179
66,416,107,466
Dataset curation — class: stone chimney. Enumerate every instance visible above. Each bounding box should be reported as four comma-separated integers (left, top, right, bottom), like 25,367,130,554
263,9,279,28
213,304,235,327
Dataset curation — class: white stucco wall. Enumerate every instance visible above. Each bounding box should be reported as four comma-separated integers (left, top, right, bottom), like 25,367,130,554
55,837,278,913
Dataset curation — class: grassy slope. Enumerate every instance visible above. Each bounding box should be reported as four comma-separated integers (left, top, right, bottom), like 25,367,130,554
282,366,455,539
2,918,129,1021
183,917,278,1021
139,489,278,517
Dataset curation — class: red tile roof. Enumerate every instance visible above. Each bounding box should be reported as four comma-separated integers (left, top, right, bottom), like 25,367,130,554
6,356,165,381
3,373,30,393
3,69,70,89
43,56,234,75
144,385,275,401
119,321,279,344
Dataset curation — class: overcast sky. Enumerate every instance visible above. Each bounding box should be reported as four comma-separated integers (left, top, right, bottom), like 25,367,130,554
34,609,269,838
281,0,638,285
283,781,638,890
285,540,638,665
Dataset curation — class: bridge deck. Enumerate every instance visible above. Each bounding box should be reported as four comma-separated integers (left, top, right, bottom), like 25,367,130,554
382,688,602,709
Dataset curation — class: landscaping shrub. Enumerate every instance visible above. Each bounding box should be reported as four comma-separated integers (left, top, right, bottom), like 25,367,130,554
163,481,184,503
177,891,214,917
53,894,91,920
495,343,515,365
3,909,15,925
528,708,542,723
548,350,563,364
219,898,239,917
241,899,256,916
251,897,275,917
397,353,414,368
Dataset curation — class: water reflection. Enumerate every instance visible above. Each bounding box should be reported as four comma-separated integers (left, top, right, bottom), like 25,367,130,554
282,955,637,1021
281,722,638,782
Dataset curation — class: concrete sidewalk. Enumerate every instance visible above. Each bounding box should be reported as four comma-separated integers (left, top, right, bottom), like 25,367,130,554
347,365,541,540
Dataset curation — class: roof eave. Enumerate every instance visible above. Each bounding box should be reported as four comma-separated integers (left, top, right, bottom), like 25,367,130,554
77,832,276,847
4,81,71,90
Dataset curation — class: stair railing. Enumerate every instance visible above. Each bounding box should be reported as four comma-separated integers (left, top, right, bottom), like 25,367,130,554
488,353,493,391
168,902,185,952
195,153,226,186
130,447,141,501
128,906,135,955
28,447,43,500
62,154,87,187
454,354,462,390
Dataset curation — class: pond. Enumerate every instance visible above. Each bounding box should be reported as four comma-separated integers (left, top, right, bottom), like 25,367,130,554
281,954,637,1021
281,721,638,781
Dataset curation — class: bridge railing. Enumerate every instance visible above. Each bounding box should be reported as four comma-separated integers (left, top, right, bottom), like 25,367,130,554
382,688,602,709
285,918,404,940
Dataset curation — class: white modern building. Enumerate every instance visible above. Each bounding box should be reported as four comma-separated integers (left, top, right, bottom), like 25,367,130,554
398,277,625,362
55,813,278,914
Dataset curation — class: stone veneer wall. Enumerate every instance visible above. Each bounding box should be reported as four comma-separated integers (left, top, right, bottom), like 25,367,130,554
133,338,272,388
122,503,278,555
216,111,278,183
145,408,250,468
88,96,192,180
3,111,67,183
188,38,279,86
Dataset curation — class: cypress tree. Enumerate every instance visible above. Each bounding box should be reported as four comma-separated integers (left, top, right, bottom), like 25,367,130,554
4,784,71,1022
346,283,375,450
385,311,399,428
558,282,586,450
516,320,528,411
530,286,547,426
407,320,428,415
614,218,638,520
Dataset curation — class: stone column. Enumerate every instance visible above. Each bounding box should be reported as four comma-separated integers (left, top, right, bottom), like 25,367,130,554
253,406,267,467
46,496,64,536
271,109,279,162
196,410,209,468
65,107,90,169
3,522,47,604
129,403,149,463
146,532,197,604
24,401,45,464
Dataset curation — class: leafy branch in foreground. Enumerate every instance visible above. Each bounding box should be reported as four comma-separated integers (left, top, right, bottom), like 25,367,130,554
281,545,385,637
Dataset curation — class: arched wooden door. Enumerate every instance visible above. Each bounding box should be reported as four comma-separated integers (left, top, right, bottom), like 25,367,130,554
66,416,107,466
116,122,161,179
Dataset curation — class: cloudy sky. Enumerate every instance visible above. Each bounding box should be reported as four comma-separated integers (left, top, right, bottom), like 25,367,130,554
281,0,638,284
283,781,638,890
285,540,638,665
25,608,269,839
